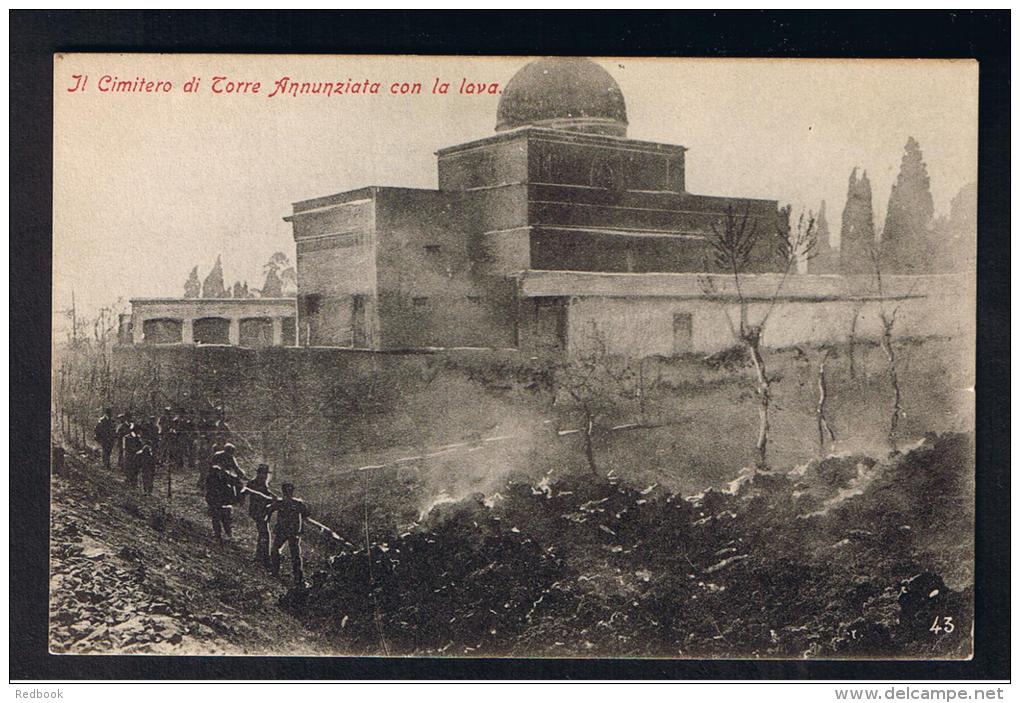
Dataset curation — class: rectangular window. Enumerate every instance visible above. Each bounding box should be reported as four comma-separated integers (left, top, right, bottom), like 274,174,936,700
424,244,441,254
300,293,322,315
672,312,693,355
412,297,429,307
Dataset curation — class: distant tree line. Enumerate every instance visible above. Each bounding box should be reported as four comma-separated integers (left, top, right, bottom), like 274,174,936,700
183,253,297,299
807,137,975,275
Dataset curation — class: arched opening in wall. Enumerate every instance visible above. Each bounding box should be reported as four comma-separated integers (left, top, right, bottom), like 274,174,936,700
281,317,296,346
142,318,182,344
239,317,273,348
193,317,231,345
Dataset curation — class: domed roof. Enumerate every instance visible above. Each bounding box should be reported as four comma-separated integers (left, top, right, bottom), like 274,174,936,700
496,57,628,137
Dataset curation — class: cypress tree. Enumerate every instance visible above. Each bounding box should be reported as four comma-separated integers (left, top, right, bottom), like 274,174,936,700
933,182,976,273
839,168,876,275
807,200,835,273
183,266,201,298
882,137,935,273
202,255,227,298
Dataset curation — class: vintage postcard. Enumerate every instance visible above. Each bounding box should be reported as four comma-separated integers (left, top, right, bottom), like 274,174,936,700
50,54,977,659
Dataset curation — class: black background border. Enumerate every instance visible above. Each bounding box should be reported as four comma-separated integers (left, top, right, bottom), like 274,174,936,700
10,10,1010,681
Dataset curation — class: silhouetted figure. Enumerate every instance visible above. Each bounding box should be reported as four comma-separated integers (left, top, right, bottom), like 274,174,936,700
267,482,310,586
115,413,133,469
204,463,243,542
138,416,160,451
123,427,143,489
93,408,117,469
137,444,157,495
245,464,278,570
210,443,247,481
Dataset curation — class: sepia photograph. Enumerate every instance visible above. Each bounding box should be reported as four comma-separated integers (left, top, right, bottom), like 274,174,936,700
42,50,985,662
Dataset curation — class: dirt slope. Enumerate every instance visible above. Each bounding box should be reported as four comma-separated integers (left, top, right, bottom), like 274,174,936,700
49,451,332,655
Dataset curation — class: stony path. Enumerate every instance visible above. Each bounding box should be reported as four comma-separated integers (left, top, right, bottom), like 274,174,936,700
49,448,334,655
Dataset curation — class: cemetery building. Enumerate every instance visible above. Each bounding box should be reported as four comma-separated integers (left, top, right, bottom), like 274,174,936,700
285,57,965,357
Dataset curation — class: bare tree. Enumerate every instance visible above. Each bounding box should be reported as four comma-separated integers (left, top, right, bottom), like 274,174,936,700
868,246,911,451
815,347,836,454
702,206,817,468
556,322,633,476
846,301,863,380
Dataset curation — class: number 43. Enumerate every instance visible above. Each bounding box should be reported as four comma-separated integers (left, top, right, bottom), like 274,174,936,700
930,616,955,634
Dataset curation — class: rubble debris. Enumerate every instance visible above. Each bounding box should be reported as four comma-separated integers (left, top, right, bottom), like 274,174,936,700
296,433,973,658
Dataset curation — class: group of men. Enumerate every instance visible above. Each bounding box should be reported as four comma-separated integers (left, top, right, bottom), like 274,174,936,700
93,406,232,493
93,407,312,586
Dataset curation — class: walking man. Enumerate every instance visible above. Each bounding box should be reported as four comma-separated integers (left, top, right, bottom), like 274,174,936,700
123,426,143,489
93,408,117,469
267,482,310,586
137,443,157,495
244,464,277,570
204,461,243,542
210,443,247,481
115,412,133,469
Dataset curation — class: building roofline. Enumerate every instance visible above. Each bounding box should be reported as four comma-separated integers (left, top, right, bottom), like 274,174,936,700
514,270,961,302
286,185,444,220
289,186,377,214
130,298,297,304
435,126,687,157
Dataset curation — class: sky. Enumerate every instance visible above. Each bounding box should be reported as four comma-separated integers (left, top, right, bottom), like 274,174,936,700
53,54,978,321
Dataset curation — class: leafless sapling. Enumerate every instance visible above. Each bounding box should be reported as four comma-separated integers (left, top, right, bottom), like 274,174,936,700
702,206,817,469
816,347,836,454
556,322,632,476
869,246,909,451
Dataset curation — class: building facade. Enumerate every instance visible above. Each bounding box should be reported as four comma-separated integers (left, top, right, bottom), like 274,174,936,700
124,298,298,348
286,57,966,358
286,57,783,352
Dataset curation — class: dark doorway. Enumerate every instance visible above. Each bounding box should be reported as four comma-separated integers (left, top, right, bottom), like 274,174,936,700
239,317,273,348
142,318,182,344
531,297,567,350
281,317,296,346
193,317,230,345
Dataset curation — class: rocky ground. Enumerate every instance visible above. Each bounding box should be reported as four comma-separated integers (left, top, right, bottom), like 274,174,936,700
49,432,974,659
298,433,975,659
49,449,331,655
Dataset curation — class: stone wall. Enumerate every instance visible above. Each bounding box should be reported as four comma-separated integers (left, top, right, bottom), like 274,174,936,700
558,273,974,357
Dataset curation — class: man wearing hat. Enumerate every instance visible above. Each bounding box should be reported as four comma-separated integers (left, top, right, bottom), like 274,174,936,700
244,464,278,570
